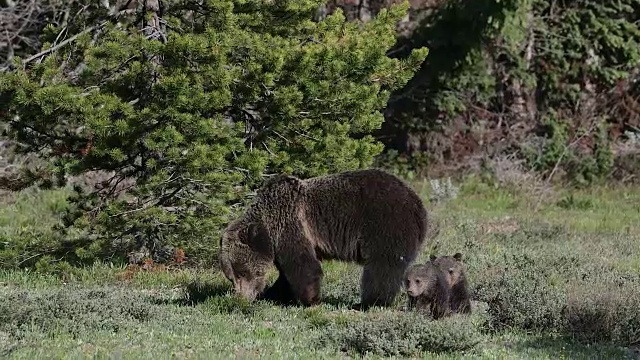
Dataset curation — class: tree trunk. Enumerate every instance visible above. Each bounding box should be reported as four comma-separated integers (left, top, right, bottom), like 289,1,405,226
509,9,537,123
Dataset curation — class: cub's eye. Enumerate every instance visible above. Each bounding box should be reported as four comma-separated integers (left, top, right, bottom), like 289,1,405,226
415,279,421,284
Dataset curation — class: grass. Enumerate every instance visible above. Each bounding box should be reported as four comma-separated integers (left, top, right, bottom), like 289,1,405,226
1,178,640,359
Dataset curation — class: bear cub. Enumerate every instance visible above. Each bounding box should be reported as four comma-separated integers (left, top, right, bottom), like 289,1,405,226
430,252,472,314
404,262,451,319
404,252,472,319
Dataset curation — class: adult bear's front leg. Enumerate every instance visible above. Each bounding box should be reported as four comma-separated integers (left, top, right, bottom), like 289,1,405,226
259,268,296,305
274,222,324,307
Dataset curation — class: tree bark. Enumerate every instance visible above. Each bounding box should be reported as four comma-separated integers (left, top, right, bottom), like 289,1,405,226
509,9,537,123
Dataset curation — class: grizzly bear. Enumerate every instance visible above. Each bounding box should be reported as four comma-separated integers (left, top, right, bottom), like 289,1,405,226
218,168,431,309
403,262,451,319
430,252,472,314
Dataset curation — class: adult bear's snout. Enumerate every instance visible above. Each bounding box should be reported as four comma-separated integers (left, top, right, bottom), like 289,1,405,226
234,277,265,302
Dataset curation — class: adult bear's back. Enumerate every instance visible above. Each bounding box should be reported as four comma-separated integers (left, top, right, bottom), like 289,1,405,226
300,169,429,264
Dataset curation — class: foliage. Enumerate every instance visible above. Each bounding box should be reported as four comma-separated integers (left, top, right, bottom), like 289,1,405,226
475,254,640,346
428,177,458,204
319,310,487,356
453,208,640,347
473,251,570,332
0,188,70,269
0,0,428,268
0,286,161,339
565,277,640,346
382,0,640,183
522,111,616,185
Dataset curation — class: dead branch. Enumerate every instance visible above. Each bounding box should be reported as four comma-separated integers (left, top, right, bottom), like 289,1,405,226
23,22,105,65
0,0,70,67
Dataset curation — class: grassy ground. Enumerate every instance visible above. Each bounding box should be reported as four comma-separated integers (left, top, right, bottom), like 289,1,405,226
1,177,640,359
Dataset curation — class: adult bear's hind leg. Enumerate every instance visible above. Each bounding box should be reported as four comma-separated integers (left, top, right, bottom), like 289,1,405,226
358,261,408,310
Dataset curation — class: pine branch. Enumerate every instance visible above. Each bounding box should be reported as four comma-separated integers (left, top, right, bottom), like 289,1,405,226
23,22,106,65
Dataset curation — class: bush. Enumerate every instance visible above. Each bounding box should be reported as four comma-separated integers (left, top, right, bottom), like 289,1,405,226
0,188,72,269
0,1,428,268
466,222,640,346
0,286,161,339
319,310,487,357
473,253,568,332
565,276,640,345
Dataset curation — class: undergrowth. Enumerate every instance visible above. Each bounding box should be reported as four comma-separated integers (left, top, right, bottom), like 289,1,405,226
317,309,489,357
0,176,639,358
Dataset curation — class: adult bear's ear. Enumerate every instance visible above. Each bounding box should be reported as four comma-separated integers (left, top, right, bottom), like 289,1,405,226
260,174,303,196
453,252,463,262
244,222,273,256
429,254,437,262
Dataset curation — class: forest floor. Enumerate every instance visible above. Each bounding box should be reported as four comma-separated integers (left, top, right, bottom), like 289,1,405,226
1,176,640,359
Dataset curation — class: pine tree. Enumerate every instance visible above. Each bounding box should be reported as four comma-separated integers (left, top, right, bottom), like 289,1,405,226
0,0,428,267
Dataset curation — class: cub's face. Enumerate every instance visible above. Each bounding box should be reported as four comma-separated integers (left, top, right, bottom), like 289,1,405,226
431,253,466,287
404,264,434,297
219,220,274,301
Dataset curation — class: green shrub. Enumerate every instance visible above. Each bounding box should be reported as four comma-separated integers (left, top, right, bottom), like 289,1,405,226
0,287,161,339
0,188,72,269
564,276,640,346
464,219,640,347
381,0,636,183
319,310,487,356
474,257,568,332
0,1,428,268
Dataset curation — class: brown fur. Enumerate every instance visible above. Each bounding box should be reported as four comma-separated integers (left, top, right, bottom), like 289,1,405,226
404,262,451,319
219,168,431,309
429,252,472,314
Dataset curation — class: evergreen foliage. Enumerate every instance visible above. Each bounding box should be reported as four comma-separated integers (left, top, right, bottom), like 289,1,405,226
383,0,640,183
0,0,428,267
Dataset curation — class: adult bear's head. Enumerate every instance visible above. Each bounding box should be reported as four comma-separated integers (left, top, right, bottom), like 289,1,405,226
219,174,304,301
219,219,274,301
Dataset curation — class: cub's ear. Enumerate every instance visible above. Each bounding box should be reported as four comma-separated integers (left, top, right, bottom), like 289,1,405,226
429,254,437,261
453,252,463,261
244,222,273,256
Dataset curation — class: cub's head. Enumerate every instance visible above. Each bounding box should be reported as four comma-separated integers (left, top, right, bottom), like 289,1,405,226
219,219,274,301
404,263,439,298
430,252,466,287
